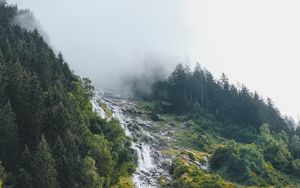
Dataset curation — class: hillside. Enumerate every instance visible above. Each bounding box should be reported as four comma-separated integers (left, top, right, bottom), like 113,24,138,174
134,63,300,187
1,1,300,188
95,86,300,187
0,2,134,188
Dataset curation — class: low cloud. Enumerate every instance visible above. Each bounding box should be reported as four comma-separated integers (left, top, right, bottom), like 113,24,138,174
13,9,50,44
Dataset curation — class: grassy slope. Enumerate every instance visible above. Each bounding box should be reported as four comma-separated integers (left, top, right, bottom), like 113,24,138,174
134,100,300,188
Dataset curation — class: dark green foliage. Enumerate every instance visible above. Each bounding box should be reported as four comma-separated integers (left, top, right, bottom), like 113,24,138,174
149,63,300,186
15,169,34,188
220,125,256,143
211,141,286,187
82,77,95,100
52,137,67,188
80,156,104,188
0,102,19,169
19,146,32,172
167,64,192,111
33,136,58,188
291,159,300,177
15,146,34,188
289,135,300,159
0,162,6,187
256,124,292,171
151,63,290,132
0,2,135,188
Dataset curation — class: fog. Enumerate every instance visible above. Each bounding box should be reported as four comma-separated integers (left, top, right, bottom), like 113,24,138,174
13,9,50,43
8,0,300,120
9,0,198,94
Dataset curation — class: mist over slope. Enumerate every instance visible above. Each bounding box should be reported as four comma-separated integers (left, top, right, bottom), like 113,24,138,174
106,53,188,95
8,0,199,95
8,0,300,120
9,5,176,95
13,9,50,43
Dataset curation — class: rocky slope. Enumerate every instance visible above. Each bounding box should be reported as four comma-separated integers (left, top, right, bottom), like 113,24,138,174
92,91,210,188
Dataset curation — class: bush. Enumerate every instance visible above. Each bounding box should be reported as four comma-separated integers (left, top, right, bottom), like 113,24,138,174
292,159,300,177
256,124,292,171
171,157,235,188
211,141,287,186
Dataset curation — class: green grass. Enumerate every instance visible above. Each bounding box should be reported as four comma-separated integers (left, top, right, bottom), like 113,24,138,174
134,100,300,187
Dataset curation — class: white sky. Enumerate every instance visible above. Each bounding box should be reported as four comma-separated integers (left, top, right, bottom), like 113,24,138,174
8,0,300,120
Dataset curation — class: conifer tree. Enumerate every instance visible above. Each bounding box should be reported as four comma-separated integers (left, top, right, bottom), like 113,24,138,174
16,145,34,188
33,135,58,188
52,137,67,188
0,101,19,169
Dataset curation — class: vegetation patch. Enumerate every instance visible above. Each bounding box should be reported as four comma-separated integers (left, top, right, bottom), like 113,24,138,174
210,141,288,187
171,156,236,188
98,101,113,118
112,176,134,188
161,148,180,156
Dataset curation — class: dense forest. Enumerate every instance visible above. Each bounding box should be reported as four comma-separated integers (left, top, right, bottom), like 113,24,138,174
152,63,298,133
0,1,134,188
147,63,300,186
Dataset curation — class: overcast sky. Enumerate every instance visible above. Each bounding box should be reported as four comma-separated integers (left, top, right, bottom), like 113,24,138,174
8,0,300,120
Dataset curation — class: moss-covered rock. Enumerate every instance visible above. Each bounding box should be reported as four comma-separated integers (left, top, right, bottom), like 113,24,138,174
159,176,172,187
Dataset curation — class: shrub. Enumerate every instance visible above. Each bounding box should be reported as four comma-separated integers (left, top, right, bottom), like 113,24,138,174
292,159,300,177
211,141,287,186
171,157,236,188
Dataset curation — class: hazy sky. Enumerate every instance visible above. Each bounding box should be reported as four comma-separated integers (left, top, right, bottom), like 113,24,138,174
8,0,300,120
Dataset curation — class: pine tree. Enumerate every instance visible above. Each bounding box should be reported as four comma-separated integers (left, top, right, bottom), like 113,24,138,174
0,101,20,169
168,64,191,112
20,145,32,171
219,73,229,90
16,145,34,188
33,135,58,188
52,137,67,188
192,63,205,109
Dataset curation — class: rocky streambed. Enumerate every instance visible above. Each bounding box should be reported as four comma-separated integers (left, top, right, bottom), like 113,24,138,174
93,92,173,188
92,91,210,188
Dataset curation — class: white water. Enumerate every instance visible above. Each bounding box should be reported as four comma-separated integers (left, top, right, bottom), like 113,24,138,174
93,91,165,188
91,97,106,119
92,91,214,188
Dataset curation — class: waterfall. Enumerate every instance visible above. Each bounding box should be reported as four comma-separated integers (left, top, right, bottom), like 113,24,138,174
92,91,169,188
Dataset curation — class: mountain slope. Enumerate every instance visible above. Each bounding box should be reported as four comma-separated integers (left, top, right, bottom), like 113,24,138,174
1,1,300,188
0,2,134,188
131,63,300,187
95,90,300,187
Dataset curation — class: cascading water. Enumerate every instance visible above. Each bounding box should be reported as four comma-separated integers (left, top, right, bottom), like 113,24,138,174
92,91,171,188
